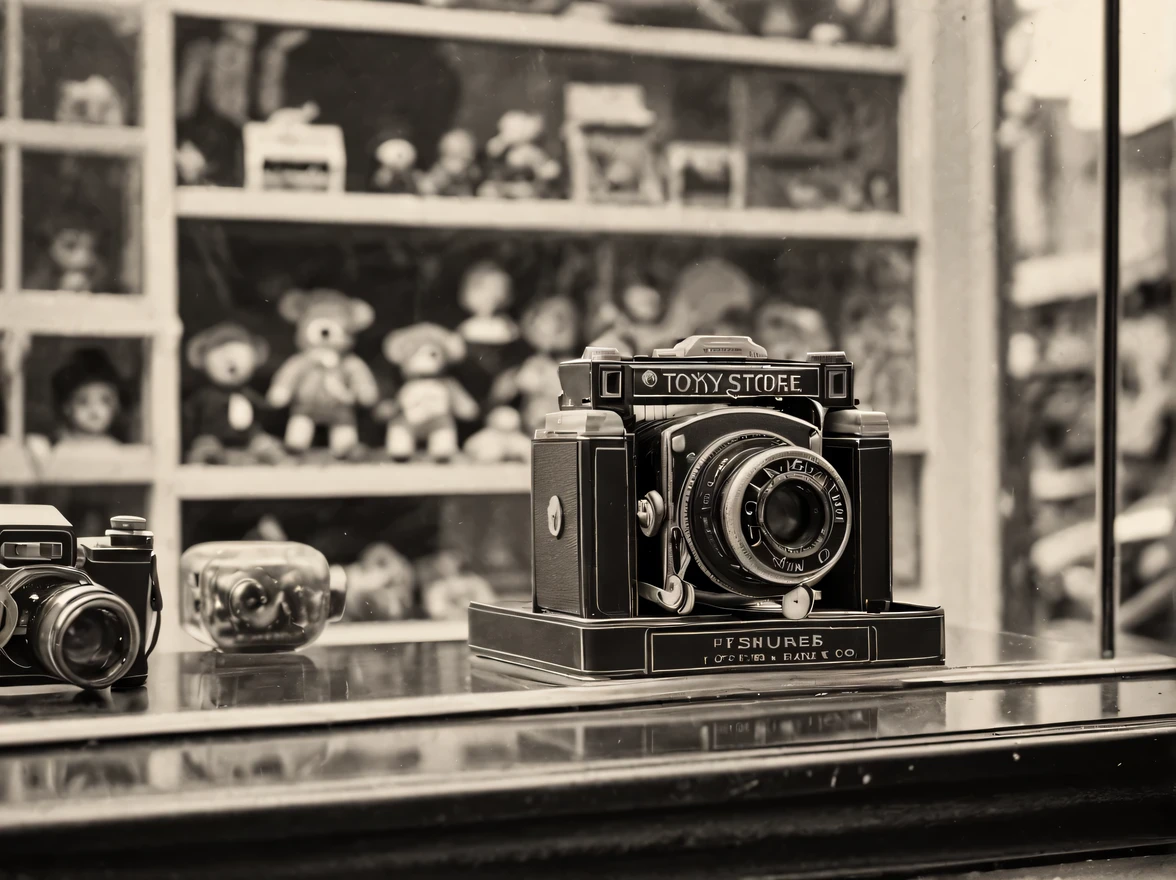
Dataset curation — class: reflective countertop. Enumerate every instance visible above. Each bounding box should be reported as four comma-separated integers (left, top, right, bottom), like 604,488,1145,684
0,625,1171,748
0,629,1173,877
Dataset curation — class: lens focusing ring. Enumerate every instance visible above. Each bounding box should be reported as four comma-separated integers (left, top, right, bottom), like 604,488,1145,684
720,446,852,588
34,584,140,689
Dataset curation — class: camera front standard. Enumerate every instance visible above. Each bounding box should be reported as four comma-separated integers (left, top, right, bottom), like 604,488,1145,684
469,336,945,679
0,506,161,690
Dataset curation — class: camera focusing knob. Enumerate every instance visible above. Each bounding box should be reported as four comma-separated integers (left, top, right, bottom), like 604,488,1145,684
106,515,153,548
638,535,695,614
635,491,665,538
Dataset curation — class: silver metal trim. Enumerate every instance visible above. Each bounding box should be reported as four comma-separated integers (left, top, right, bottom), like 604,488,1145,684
824,408,890,439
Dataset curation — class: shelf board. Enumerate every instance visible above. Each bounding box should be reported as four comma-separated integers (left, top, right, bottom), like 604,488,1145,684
174,462,531,500
316,619,467,647
2,292,167,336
24,0,143,9
0,442,155,487
176,188,915,241
1012,248,1168,308
168,0,905,75
0,120,144,157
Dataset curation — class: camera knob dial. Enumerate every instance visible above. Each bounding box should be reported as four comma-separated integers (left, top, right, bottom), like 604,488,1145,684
635,491,666,537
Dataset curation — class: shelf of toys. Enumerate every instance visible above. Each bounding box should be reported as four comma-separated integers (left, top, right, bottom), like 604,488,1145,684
1004,95,1175,642
0,0,1003,650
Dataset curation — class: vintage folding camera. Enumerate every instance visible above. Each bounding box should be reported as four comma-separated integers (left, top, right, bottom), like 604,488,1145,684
469,336,945,679
0,505,161,690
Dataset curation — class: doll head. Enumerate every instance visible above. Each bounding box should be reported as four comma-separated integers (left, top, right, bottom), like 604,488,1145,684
438,129,476,170
621,283,662,324
278,289,374,354
495,111,545,150
383,323,466,379
187,322,270,389
51,348,128,440
521,296,580,355
47,208,101,274
460,262,512,318
56,75,125,127
374,138,417,173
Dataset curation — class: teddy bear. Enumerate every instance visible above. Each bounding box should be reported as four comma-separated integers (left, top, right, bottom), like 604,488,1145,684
491,296,581,431
371,138,418,194
56,75,125,127
266,289,380,459
464,406,531,464
457,261,518,346
27,210,107,293
379,323,480,462
184,322,285,465
477,111,561,200
338,542,416,622
416,129,480,197
415,552,496,621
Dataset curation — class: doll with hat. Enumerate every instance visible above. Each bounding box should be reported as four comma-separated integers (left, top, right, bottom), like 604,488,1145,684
27,347,132,456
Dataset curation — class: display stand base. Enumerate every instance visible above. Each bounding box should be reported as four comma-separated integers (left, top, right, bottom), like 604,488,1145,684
467,600,945,680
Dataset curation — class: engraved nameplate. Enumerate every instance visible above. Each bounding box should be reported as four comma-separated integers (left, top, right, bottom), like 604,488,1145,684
649,626,871,674
630,365,821,400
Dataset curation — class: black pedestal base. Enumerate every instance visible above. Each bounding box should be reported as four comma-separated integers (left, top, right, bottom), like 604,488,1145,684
468,600,946,680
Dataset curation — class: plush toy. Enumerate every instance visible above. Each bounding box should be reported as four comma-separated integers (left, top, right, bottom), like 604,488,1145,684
416,552,496,621
27,212,107,293
457,261,519,346
371,139,418,194
379,323,479,462
754,301,833,361
184,322,285,465
840,289,917,423
267,289,380,459
244,515,287,542
176,22,258,128
464,406,531,464
416,129,480,197
339,543,416,622
29,348,129,454
176,139,210,185
1119,313,1172,459
491,296,581,431
589,282,664,356
477,111,561,200
56,75,125,126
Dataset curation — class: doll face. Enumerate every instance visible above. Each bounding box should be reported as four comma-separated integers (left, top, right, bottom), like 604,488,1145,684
623,285,661,323
376,139,416,172
52,228,97,271
440,130,475,167
65,381,118,436
205,340,260,387
525,299,579,353
462,267,511,316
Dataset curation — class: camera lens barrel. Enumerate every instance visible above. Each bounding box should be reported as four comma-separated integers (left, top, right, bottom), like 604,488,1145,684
33,583,140,689
681,433,851,598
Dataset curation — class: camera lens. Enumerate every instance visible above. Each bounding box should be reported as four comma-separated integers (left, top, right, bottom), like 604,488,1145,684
60,608,124,676
33,583,140,689
761,481,824,551
681,433,852,598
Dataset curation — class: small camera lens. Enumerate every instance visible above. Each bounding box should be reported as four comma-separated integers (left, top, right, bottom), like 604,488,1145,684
60,608,125,677
761,482,824,550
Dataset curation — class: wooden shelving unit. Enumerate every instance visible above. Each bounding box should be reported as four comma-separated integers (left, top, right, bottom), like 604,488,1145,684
0,0,1003,650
